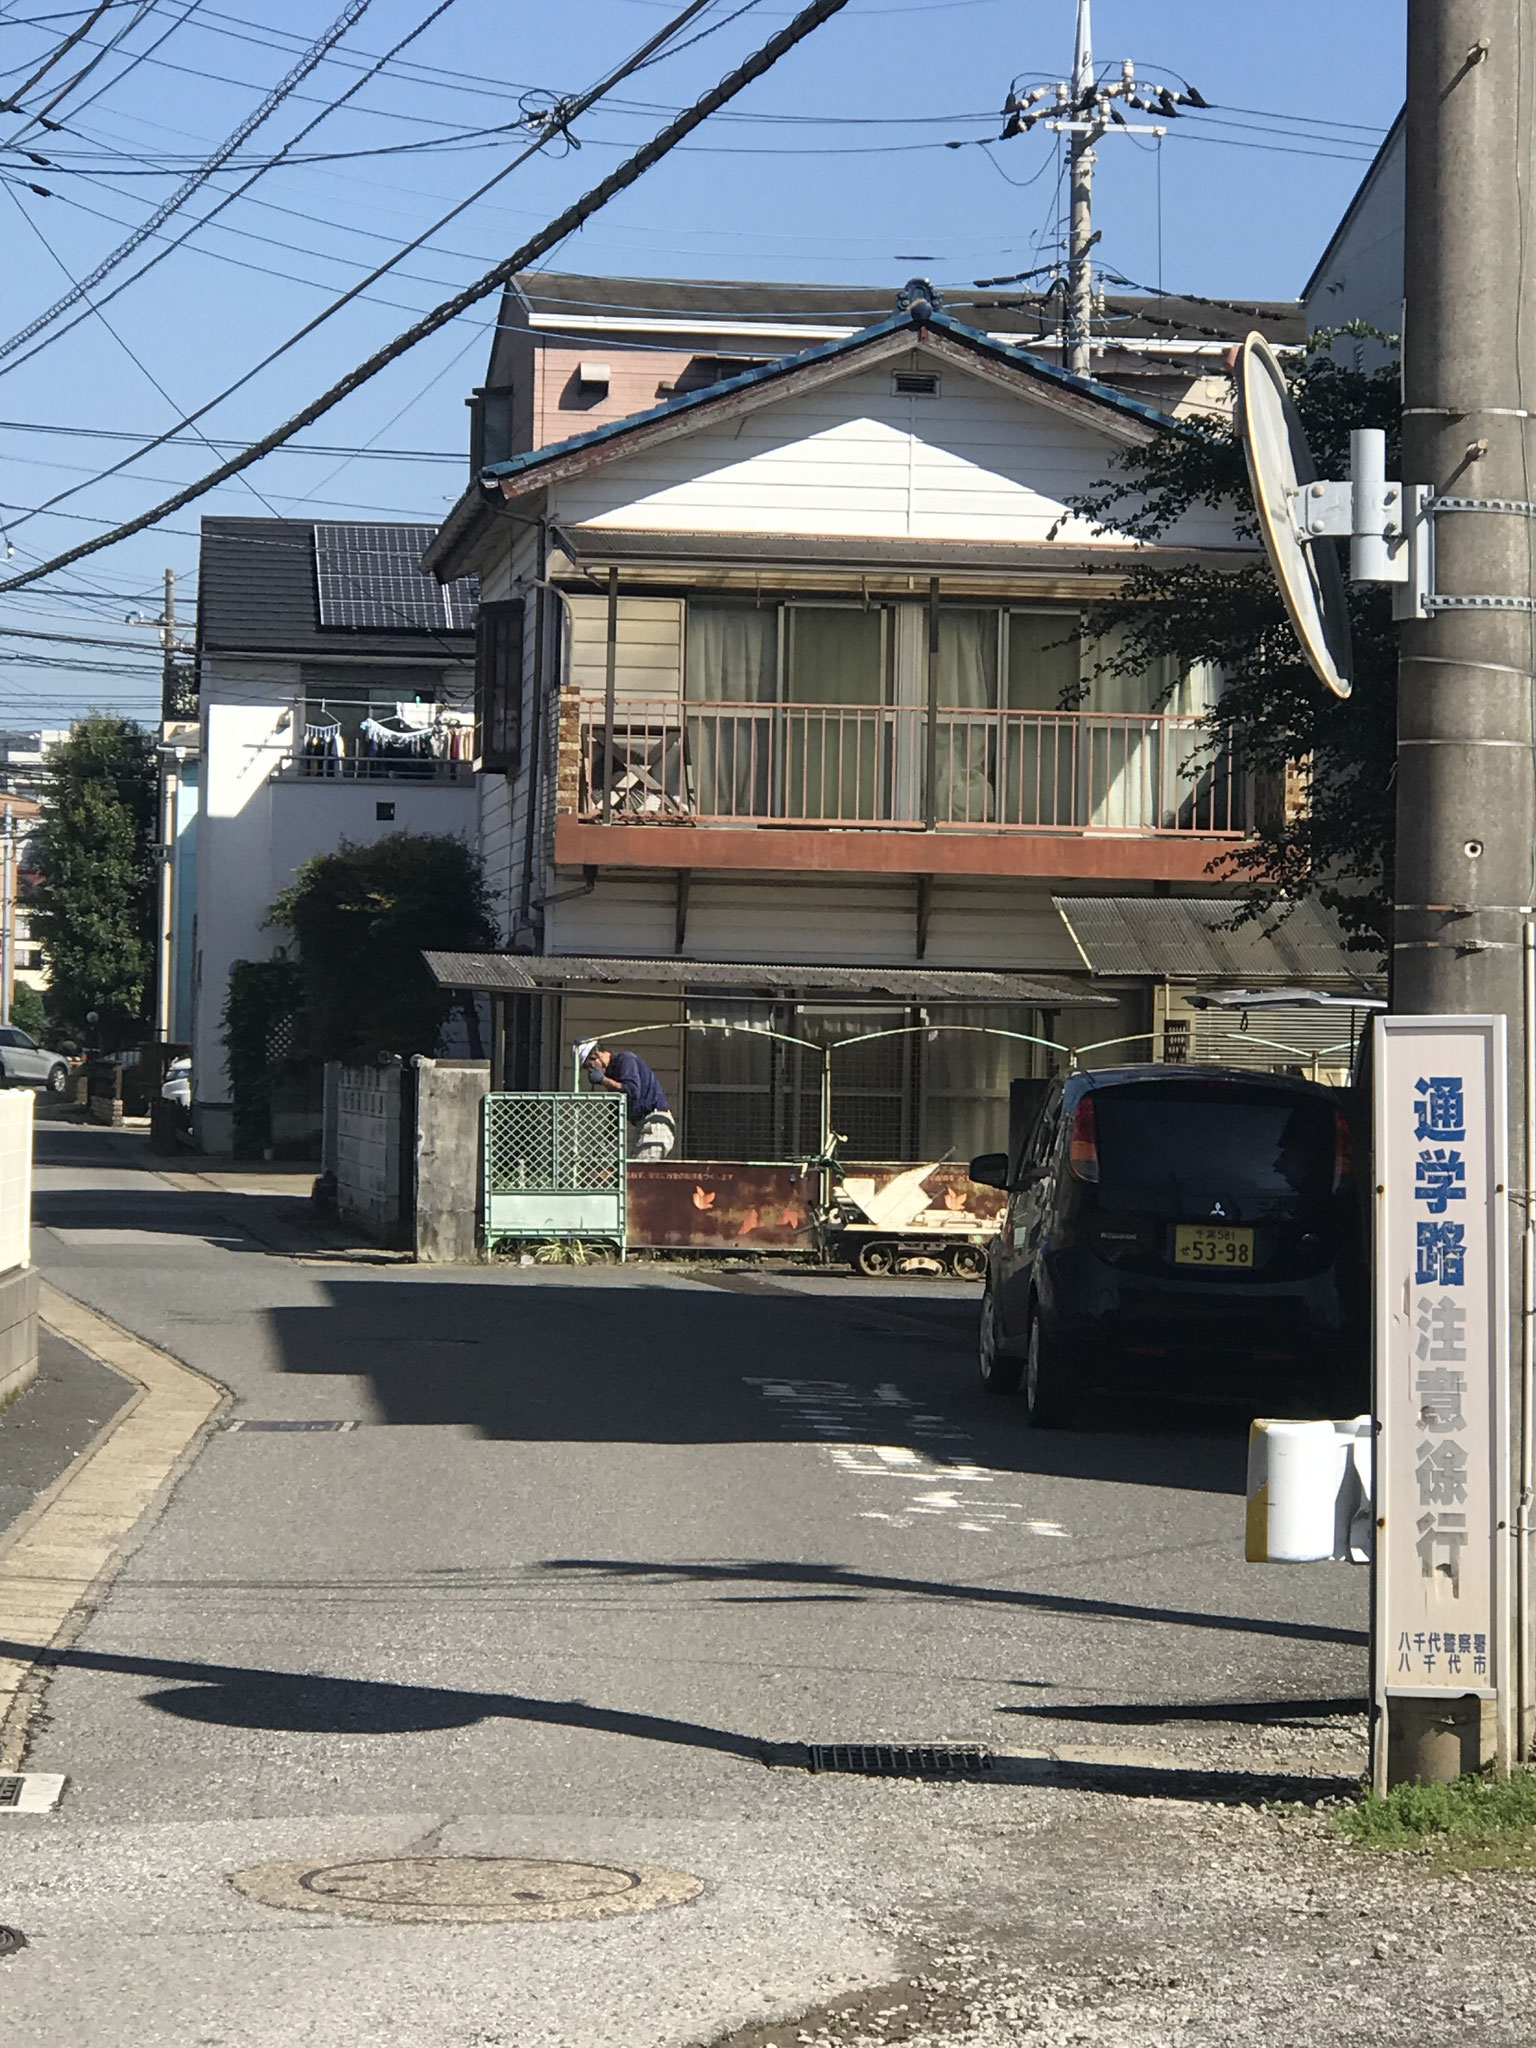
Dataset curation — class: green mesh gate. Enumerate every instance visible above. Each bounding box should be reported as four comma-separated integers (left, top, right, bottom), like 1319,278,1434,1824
481,1092,627,1250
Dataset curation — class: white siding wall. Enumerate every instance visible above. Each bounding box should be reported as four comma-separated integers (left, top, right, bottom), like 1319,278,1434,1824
565,593,684,699
1304,119,1404,371
545,872,1093,973
551,354,1239,550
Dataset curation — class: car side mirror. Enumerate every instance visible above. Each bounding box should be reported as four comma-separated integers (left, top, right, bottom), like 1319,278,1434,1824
969,1151,1009,1189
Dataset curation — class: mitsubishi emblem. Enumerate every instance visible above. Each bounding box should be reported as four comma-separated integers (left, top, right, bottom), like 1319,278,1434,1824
1209,1202,1227,1218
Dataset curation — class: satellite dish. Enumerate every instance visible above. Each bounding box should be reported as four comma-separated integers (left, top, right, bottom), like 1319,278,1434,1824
1237,331,1353,700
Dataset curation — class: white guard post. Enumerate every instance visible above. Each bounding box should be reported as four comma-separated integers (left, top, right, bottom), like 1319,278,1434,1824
1373,1015,1512,1783
1246,1416,1372,1564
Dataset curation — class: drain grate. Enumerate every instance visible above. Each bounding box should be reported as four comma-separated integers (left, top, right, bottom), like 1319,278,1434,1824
222,1419,357,1433
806,1743,993,1778
0,1925,26,1958
0,1777,19,1808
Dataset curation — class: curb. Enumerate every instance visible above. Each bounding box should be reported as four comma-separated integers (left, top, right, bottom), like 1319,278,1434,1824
0,1282,225,1768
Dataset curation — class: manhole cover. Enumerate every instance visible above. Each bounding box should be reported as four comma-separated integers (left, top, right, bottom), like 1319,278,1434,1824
230,1854,702,1924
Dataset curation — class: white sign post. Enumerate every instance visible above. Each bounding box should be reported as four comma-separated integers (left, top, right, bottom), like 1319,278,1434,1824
1373,1015,1512,1790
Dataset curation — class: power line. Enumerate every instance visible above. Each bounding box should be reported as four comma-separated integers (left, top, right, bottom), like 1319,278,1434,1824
0,0,466,371
0,0,117,113
0,0,730,538
0,417,463,460
0,0,381,363
0,0,855,593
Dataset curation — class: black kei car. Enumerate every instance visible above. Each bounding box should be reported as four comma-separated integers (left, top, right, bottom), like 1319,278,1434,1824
968,1065,1362,1428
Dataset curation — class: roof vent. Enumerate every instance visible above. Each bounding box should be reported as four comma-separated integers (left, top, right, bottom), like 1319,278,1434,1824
577,361,611,391
893,371,939,397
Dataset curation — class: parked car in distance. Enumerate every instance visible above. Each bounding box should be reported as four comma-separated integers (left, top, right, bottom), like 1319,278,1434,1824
969,1065,1363,1428
0,1025,71,1096
161,1056,192,1111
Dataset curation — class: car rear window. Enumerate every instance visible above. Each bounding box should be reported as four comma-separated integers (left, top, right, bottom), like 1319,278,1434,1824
1092,1082,1335,1200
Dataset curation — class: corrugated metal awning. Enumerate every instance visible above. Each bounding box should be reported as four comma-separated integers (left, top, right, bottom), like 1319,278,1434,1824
1053,896,1382,988
424,951,1114,1008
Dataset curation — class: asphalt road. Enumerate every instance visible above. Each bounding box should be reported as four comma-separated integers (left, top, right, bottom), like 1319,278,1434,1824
0,1119,1373,2047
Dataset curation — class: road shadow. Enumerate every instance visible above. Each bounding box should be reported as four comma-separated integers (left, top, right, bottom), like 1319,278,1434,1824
0,1637,1357,1806
1001,1693,1367,1727
264,1279,1261,1494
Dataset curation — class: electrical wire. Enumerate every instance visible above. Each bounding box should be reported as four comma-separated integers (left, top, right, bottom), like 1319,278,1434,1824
0,0,382,362
0,0,855,593
0,0,739,537
0,0,117,113
0,0,467,370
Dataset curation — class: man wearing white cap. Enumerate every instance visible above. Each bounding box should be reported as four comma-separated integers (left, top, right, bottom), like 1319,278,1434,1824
577,1039,675,1159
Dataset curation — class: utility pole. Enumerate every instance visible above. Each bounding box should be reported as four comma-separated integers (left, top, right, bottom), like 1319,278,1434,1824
1394,0,1536,1780
1064,0,1096,379
133,567,192,1044
998,1,1204,378
0,809,14,1030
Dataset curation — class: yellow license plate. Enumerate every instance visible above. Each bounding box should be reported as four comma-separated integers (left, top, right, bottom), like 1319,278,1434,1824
1174,1224,1254,1268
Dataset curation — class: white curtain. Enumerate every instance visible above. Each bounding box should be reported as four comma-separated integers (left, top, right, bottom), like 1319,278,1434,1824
934,610,998,824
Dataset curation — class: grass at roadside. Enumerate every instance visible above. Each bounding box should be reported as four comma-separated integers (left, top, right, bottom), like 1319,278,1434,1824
1335,1767,1536,1868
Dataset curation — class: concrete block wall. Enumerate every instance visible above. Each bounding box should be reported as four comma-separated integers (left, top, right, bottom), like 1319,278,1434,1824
335,1064,405,1244
414,1059,489,1263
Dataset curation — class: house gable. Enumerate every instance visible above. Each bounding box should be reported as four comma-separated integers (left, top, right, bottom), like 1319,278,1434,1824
538,336,1238,550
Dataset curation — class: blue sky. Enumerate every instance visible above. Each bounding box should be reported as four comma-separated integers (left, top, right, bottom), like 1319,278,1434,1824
0,0,1404,719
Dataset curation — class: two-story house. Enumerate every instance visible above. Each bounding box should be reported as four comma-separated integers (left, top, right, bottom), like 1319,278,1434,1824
423,281,1376,1165
189,517,478,1151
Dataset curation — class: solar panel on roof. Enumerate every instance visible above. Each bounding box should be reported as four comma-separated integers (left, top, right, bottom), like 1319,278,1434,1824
313,523,477,632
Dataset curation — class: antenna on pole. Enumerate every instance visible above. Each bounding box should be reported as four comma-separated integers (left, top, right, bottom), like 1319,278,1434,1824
994,3,1209,378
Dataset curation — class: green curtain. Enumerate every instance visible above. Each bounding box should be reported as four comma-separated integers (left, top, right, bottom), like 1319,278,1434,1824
785,608,885,819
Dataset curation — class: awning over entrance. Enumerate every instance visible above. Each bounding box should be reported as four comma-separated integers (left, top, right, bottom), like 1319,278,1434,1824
1052,896,1381,989
423,952,1114,1009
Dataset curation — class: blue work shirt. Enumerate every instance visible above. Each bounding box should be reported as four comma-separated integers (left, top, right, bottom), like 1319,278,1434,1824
601,1050,668,1124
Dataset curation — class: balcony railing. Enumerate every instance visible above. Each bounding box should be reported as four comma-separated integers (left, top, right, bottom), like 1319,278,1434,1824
575,695,1245,835
277,700,475,784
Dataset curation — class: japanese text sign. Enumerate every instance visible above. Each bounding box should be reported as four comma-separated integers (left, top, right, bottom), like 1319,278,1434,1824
1374,1016,1509,1704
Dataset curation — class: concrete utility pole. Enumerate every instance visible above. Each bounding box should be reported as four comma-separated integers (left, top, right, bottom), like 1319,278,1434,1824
138,566,189,1044
1395,0,1536,1780
999,3,1200,379
1065,0,1096,380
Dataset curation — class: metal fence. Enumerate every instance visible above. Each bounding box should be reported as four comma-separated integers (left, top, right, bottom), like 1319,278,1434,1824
577,695,1245,835
482,1092,627,1248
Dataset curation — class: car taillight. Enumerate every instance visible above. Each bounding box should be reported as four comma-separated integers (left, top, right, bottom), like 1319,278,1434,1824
1334,1109,1354,1188
1069,1095,1100,1182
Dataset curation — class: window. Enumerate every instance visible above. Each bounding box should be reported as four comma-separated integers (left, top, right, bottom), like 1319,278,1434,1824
475,599,524,773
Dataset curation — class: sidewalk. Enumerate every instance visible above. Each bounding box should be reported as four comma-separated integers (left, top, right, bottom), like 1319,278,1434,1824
0,1328,134,1545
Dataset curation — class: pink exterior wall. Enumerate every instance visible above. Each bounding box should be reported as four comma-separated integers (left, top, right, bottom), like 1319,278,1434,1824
533,344,748,448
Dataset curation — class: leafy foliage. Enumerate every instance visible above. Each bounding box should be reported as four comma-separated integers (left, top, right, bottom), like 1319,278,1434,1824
267,832,496,1065
27,715,158,1048
1336,1767,1536,1851
220,957,307,1159
10,982,48,1043
1070,333,1401,957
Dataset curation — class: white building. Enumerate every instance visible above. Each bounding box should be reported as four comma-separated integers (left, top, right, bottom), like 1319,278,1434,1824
189,519,477,1152
422,283,1375,1157
1302,110,1404,368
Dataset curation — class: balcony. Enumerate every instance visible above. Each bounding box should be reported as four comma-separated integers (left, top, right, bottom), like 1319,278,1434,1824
573,695,1245,837
276,699,475,784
